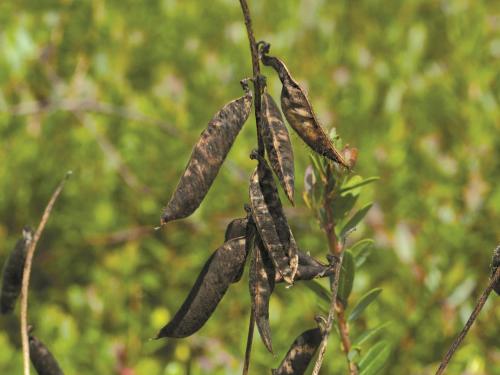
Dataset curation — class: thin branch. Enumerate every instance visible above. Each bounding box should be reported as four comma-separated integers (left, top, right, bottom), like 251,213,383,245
435,266,500,375
239,0,265,157
242,309,255,375
3,99,180,138
338,306,359,375
20,171,71,375
311,252,344,375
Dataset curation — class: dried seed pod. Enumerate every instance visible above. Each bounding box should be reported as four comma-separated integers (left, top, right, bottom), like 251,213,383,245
249,152,298,284
224,217,249,242
261,91,295,204
29,335,64,375
261,53,348,168
272,327,322,375
156,237,247,338
1,227,33,314
275,250,335,283
161,80,253,225
491,245,500,295
249,237,275,353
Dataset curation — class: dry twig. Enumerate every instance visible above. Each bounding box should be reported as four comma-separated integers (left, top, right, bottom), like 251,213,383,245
20,171,71,375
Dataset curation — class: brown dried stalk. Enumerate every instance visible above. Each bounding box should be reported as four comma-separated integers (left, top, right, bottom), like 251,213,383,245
435,266,500,375
20,171,71,375
312,165,357,375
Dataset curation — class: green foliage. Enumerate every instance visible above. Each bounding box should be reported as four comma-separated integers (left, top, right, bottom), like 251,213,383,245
0,0,499,374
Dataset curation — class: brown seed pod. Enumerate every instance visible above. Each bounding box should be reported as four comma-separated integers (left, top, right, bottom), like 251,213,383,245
249,237,275,353
275,250,335,283
249,152,298,284
491,245,500,295
29,334,64,375
272,327,322,375
261,52,348,168
156,237,247,338
161,80,253,225
1,227,33,314
261,91,295,204
224,217,249,242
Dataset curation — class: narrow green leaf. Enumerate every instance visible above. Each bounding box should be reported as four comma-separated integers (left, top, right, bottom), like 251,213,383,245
340,203,373,240
304,280,330,302
309,154,326,180
352,322,391,348
332,193,359,222
359,341,391,375
351,239,375,268
337,250,355,306
340,176,380,194
348,288,382,322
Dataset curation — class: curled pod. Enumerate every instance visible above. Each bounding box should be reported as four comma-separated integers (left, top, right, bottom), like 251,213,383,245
261,53,348,168
224,217,248,242
156,237,247,338
1,227,33,314
29,335,64,375
161,80,253,225
249,152,298,284
491,245,500,295
249,237,275,353
261,91,295,204
275,251,335,283
272,327,322,375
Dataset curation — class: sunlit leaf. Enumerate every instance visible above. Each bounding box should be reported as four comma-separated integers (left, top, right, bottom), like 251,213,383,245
358,341,391,375
337,250,355,306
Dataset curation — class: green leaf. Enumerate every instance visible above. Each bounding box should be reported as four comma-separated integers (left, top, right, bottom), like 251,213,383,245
309,154,326,180
304,280,330,302
332,193,359,222
352,322,391,348
337,250,355,306
359,341,391,375
351,239,375,268
340,203,373,240
340,176,380,194
348,288,382,322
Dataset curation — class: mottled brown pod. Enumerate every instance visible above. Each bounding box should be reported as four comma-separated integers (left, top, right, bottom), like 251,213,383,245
250,238,275,353
224,217,248,242
161,80,253,225
275,250,335,283
261,51,348,168
249,152,298,284
29,335,64,375
491,245,500,295
1,227,33,314
261,91,295,204
156,237,247,338
272,327,322,375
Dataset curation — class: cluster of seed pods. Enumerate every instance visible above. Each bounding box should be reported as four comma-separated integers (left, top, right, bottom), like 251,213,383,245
157,41,349,374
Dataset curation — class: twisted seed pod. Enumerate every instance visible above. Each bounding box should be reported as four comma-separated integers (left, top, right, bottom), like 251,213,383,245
261,53,348,168
156,237,247,338
224,217,249,242
275,250,335,283
272,327,322,375
250,237,275,353
261,91,295,204
161,81,253,225
249,152,298,284
1,227,33,314
29,335,64,375
491,245,500,295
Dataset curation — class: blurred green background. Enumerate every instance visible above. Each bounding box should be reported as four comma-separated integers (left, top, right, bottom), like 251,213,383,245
0,0,499,374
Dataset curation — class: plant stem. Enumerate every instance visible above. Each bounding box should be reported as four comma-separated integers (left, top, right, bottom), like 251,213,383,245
239,0,265,157
20,171,71,375
435,266,500,375
242,309,255,375
312,165,357,375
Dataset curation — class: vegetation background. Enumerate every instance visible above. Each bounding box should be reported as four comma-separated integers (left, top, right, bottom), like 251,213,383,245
0,0,499,374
